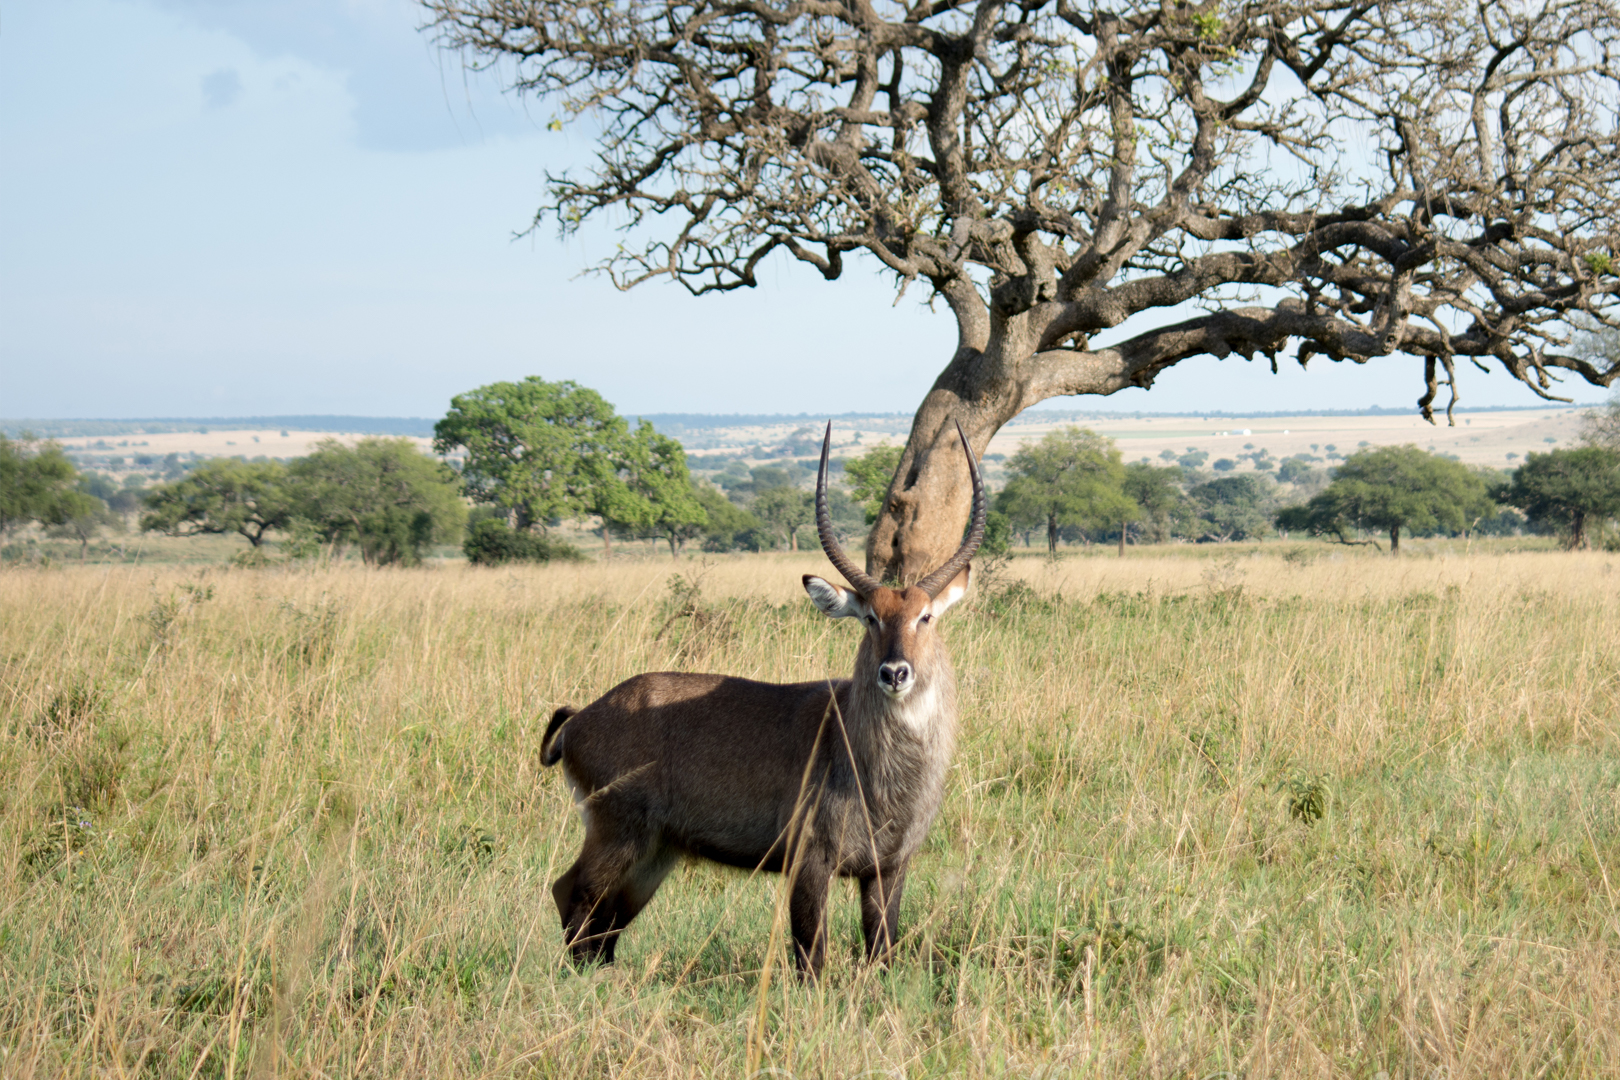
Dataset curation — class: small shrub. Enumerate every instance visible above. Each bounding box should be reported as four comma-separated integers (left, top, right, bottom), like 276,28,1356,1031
1283,773,1330,824
462,519,585,565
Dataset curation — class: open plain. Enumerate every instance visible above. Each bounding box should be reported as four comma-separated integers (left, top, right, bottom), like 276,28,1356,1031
2,547,1618,1077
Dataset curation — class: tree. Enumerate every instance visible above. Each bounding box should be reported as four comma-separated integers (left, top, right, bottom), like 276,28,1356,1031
1275,445,1491,553
1498,447,1620,549
844,444,905,525
433,377,641,533
49,478,122,561
618,422,708,556
1190,475,1274,542
140,459,293,547
1121,462,1188,546
430,0,1620,582
0,435,94,536
694,482,763,552
996,427,1136,554
753,484,815,551
287,438,467,566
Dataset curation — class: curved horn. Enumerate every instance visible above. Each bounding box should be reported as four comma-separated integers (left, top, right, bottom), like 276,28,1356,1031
914,421,988,599
816,422,883,597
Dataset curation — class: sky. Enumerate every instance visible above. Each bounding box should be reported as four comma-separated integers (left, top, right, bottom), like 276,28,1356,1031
1,0,1611,421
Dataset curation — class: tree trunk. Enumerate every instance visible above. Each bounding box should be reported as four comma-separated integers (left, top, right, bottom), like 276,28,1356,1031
1047,514,1058,555
862,303,1211,582
601,525,612,554
1118,521,1126,558
1390,524,1401,554
1571,510,1588,550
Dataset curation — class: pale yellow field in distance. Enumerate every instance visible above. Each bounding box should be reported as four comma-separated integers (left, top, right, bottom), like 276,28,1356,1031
2,550,1617,1077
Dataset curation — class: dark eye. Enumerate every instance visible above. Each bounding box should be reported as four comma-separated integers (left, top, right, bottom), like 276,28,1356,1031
920,613,933,625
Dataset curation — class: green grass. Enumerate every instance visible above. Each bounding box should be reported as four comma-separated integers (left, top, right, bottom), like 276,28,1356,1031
1,552,1617,1077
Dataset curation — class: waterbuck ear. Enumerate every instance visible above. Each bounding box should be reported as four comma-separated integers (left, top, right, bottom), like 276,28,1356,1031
803,575,865,619
927,564,972,617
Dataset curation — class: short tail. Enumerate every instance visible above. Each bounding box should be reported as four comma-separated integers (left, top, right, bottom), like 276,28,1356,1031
540,706,576,767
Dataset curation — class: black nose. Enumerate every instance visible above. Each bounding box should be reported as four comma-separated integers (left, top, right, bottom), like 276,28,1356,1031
878,661,913,690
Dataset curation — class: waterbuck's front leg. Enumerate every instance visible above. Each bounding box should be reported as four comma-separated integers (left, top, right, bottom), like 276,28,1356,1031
787,854,835,978
860,863,908,964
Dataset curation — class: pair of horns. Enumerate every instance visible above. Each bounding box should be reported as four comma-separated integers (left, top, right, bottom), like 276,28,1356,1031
815,420,987,599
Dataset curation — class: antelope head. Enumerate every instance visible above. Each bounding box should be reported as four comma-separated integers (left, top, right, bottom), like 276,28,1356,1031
803,422,987,700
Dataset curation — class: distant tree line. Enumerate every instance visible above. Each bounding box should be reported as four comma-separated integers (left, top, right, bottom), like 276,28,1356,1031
977,409,1620,554
8,383,1619,564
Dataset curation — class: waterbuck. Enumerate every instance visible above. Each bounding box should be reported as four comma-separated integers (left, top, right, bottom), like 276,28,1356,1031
539,421,986,976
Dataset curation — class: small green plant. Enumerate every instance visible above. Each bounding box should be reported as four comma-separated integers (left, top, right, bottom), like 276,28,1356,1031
1283,773,1330,824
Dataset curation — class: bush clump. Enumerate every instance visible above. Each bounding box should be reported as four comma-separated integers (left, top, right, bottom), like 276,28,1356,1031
463,519,585,566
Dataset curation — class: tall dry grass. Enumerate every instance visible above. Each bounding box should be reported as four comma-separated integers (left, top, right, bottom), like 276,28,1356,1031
1,548,1618,1078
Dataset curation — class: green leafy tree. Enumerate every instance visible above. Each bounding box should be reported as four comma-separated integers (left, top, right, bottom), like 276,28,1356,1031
695,483,763,552
1498,447,1620,549
287,438,467,566
753,484,815,551
1274,445,1491,553
48,477,122,560
617,423,707,557
433,377,640,533
996,427,1137,554
1190,475,1275,542
1121,462,1188,545
140,459,293,547
844,444,904,524
0,435,94,536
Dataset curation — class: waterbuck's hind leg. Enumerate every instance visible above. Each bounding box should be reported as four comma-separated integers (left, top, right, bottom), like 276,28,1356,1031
596,844,679,963
860,864,908,965
552,793,672,965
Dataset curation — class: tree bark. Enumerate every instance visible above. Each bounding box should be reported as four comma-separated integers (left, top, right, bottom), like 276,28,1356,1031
865,304,1263,580
1390,524,1401,555
1118,522,1126,558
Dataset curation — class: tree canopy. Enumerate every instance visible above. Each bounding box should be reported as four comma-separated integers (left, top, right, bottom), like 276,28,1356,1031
434,377,642,532
287,438,467,566
428,0,1620,581
0,435,96,536
140,459,294,548
614,422,708,554
1189,475,1274,542
1275,445,1492,552
1122,462,1189,543
996,427,1136,553
1498,447,1620,549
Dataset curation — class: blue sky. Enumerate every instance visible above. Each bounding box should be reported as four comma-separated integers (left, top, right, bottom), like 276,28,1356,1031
1,0,1609,420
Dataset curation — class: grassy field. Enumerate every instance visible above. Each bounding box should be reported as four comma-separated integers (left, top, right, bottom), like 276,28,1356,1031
2,548,1618,1078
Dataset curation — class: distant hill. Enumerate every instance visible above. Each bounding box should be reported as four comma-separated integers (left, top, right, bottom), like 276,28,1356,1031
2,402,1583,442
1,416,437,439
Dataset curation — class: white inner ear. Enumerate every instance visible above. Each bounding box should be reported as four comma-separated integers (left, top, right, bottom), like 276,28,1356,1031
927,564,972,617
803,575,866,619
